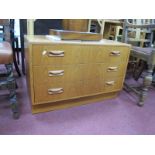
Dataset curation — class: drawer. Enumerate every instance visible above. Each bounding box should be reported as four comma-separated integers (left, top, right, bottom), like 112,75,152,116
32,45,129,66
104,77,124,92
32,44,109,66
33,63,106,84
34,77,123,104
105,46,130,63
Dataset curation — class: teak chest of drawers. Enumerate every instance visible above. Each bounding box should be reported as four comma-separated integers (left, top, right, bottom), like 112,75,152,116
24,35,131,114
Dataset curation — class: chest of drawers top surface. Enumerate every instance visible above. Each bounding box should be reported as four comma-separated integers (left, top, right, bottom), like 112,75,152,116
24,35,131,47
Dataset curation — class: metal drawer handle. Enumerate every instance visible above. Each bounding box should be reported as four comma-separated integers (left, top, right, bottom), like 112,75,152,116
110,51,120,56
106,81,115,85
42,50,64,57
48,88,64,95
107,67,118,72
48,70,64,76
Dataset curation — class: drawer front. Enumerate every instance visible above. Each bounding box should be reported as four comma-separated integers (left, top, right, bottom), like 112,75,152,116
32,45,129,66
34,79,105,104
32,44,109,66
33,63,106,84
104,77,124,92
34,77,124,104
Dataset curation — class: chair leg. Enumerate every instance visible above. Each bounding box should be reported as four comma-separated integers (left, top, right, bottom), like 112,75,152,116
13,57,21,77
133,60,146,81
138,64,153,106
6,63,19,119
15,38,20,65
12,46,21,77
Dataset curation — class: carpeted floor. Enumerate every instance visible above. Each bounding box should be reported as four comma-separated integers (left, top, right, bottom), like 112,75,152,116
0,72,155,135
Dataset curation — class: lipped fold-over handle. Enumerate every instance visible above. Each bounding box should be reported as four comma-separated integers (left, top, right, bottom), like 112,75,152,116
106,81,115,85
48,88,64,95
48,70,64,76
110,51,120,56
42,50,64,57
107,66,118,72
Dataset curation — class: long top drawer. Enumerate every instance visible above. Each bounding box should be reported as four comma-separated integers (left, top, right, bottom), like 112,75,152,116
32,44,130,66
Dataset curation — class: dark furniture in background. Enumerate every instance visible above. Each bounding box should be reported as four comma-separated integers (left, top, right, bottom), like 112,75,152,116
0,19,19,119
34,19,62,34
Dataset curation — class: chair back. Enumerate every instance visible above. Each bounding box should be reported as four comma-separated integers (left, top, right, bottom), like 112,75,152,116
122,19,155,47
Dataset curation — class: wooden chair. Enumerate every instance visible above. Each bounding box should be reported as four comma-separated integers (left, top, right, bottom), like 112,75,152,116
107,25,123,41
88,19,123,38
0,19,19,119
122,19,155,106
0,19,21,77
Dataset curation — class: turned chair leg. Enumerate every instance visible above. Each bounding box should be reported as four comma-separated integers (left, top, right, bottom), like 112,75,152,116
6,63,19,119
138,64,153,106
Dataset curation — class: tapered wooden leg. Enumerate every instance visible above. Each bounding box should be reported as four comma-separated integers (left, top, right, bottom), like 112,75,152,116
138,64,153,106
6,63,19,119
